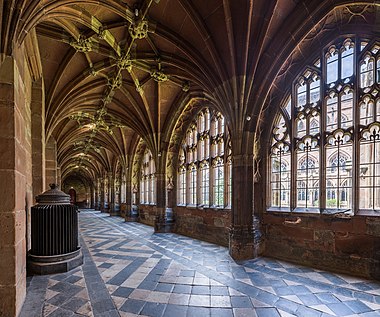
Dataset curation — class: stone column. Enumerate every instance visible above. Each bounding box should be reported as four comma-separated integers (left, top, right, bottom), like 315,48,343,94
154,171,167,232
31,78,45,200
91,186,95,209
100,177,105,211
229,152,256,260
129,183,140,221
107,172,113,214
95,178,101,210
115,177,121,213
121,174,126,204
45,136,57,189
110,174,120,216
0,55,28,317
56,166,61,188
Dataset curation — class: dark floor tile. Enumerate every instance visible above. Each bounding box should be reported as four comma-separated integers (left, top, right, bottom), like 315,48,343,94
50,274,69,282
230,296,253,308
256,292,279,306
61,297,88,312
295,306,322,317
255,307,281,317
187,306,211,317
163,304,188,317
98,263,114,269
120,299,146,314
343,300,372,314
49,282,83,297
47,307,75,317
274,286,295,296
357,312,380,317
320,273,348,285
298,294,321,306
112,286,134,298
95,310,120,317
192,285,210,295
173,284,192,294
155,283,174,292
141,302,166,317
314,293,340,304
210,308,233,317
327,302,355,316
47,293,72,306
274,298,299,314
63,276,82,285
139,280,159,290
92,299,116,314
289,285,311,295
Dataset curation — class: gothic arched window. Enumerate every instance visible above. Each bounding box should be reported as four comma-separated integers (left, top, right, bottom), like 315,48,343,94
140,149,156,205
178,108,231,208
269,37,380,214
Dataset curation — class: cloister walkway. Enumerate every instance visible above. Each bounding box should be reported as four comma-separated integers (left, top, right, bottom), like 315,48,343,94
20,210,380,317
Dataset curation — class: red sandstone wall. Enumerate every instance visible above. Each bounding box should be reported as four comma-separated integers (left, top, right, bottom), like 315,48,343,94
138,205,156,226
174,206,231,247
0,45,34,316
262,213,380,279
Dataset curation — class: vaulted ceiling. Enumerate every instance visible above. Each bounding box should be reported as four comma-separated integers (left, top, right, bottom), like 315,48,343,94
1,0,375,185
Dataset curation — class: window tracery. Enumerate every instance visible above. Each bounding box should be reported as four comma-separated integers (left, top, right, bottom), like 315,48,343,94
269,37,380,214
178,108,231,208
140,150,156,205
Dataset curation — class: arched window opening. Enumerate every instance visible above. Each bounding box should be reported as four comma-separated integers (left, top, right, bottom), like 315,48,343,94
269,37,380,214
140,150,156,205
177,108,231,208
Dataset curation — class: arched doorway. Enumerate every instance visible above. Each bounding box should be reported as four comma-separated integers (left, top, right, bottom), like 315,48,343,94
69,188,76,205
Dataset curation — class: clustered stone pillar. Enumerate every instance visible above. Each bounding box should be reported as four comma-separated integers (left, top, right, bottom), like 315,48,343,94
229,152,256,260
109,173,115,215
45,136,58,189
95,178,101,210
120,173,126,216
31,79,45,253
154,171,166,232
0,55,28,316
31,78,45,201
100,177,105,211
114,177,121,214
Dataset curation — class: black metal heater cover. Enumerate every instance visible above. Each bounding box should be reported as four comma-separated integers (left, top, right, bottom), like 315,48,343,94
28,184,83,275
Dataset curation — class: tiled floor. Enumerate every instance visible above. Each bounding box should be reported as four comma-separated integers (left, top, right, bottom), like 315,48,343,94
20,210,380,317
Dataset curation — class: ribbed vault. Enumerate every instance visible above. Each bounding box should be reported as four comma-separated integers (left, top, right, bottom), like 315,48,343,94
1,0,377,190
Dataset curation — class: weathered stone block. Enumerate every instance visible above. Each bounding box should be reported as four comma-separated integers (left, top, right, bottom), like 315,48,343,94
0,285,16,317
335,233,374,257
366,217,380,237
0,170,16,211
314,229,335,252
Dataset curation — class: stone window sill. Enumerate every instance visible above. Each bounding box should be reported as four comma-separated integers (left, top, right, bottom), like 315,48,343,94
267,207,380,217
356,209,380,217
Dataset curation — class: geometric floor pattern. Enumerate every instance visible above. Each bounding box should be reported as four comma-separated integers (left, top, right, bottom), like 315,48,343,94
20,209,380,317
